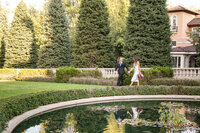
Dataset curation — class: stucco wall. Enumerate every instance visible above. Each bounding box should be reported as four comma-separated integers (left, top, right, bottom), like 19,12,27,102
168,12,195,47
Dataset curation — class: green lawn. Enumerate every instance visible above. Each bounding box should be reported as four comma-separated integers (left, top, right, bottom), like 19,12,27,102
0,81,104,100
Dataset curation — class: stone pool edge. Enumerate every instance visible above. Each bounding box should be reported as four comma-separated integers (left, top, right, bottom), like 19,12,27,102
3,95,200,133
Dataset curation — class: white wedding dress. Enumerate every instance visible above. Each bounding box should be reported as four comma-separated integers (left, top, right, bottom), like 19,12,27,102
131,63,139,82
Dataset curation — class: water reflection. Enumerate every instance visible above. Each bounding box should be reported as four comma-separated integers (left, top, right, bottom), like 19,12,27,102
13,101,200,133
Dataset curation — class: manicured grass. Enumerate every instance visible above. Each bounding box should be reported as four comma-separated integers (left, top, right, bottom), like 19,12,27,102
0,81,104,99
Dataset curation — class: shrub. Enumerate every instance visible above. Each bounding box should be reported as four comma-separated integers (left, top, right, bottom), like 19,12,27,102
17,69,55,82
18,69,54,77
150,78,200,86
0,69,56,82
78,69,102,78
0,86,200,132
152,66,173,78
0,69,17,80
69,77,115,86
56,66,81,83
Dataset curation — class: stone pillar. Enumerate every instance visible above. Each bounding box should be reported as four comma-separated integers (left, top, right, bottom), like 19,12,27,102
180,55,185,68
185,55,190,68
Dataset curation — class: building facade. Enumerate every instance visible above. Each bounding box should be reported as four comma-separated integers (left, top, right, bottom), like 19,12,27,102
168,6,200,68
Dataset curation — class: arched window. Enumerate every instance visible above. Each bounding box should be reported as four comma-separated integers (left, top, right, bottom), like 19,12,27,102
171,15,178,32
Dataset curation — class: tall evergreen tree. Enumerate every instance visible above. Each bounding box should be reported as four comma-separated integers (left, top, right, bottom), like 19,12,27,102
4,1,37,68
0,7,8,68
0,27,5,68
37,0,71,68
123,0,172,67
72,0,114,68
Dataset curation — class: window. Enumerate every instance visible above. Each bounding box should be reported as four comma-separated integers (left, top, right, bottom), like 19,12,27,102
170,15,178,32
172,56,181,68
192,28,197,34
171,41,176,46
192,28,200,37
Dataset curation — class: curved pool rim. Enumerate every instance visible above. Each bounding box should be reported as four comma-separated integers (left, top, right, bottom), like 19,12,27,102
3,95,200,133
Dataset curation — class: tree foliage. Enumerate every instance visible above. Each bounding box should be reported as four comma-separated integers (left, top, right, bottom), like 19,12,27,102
37,0,71,68
188,27,200,67
29,6,46,48
63,0,81,44
0,7,8,68
72,0,114,68
123,0,172,67
106,0,129,58
4,1,37,68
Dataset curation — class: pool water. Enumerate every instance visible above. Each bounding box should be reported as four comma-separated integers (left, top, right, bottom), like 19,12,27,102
13,101,200,133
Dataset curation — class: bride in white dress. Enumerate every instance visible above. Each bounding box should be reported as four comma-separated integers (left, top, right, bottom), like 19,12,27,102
128,56,141,86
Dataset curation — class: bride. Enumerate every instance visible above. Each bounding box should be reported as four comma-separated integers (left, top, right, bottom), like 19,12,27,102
128,56,141,86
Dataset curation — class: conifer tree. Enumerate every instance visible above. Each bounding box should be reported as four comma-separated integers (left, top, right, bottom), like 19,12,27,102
72,0,114,68
123,0,172,67
4,1,37,68
0,27,4,68
37,0,71,68
0,7,8,68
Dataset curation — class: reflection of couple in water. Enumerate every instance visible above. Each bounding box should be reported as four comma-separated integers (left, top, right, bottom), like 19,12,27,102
113,106,143,123
127,107,143,120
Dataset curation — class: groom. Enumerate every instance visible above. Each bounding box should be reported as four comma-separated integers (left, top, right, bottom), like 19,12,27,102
115,57,129,86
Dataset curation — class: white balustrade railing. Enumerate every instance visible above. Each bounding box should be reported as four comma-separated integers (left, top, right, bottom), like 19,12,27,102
78,68,200,78
1,68,200,79
78,68,150,78
173,68,200,79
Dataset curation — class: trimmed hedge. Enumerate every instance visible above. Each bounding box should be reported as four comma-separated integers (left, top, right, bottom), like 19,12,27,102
17,69,55,82
0,69,55,81
56,67,81,83
123,67,173,85
78,69,102,78
0,69,17,80
56,67,103,83
69,77,115,85
150,78,200,86
0,86,200,132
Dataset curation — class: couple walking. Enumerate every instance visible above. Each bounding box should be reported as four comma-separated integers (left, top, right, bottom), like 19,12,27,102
115,56,141,86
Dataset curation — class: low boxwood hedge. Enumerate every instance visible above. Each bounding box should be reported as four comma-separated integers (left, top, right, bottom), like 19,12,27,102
56,67,103,83
0,69,55,81
150,78,200,86
78,69,102,78
0,86,200,132
0,69,17,80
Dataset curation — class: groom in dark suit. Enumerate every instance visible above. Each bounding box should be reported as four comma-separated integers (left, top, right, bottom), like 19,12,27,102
115,57,129,86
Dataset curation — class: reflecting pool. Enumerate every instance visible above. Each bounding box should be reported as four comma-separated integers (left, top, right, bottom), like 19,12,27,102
13,101,200,133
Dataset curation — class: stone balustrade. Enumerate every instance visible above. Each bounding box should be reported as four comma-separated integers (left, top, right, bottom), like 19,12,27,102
78,68,200,79
173,68,200,79
1,68,200,79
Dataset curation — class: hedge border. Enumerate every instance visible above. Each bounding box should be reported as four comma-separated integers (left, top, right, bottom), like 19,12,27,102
0,85,200,132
